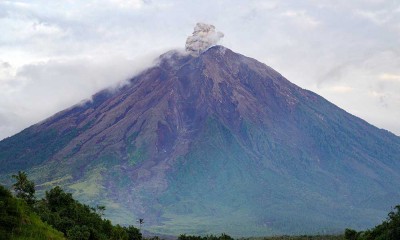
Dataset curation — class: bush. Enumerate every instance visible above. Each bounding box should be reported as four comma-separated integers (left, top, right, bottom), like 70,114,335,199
0,185,22,238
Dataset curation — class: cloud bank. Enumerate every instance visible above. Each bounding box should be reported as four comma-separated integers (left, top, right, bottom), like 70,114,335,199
0,53,160,140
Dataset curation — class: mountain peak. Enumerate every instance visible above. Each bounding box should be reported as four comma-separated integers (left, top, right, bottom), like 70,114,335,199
157,45,231,73
1,42,400,236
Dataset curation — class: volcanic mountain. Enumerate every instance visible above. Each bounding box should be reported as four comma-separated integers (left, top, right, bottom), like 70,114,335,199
1,46,400,236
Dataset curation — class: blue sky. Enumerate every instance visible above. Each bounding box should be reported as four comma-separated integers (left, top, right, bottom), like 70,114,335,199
0,0,399,139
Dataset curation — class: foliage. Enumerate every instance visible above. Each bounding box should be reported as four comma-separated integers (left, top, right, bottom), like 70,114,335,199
2,172,143,240
0,184,65,240
144,237,161,240
111,224,129,240
36,186,142,240
12,171,35,205
0,185,22,239
178,233,234,240
345,205,400,240
344,229,357,240
241,236,344,240
108,224,143,240
125,225,143,240
67,225,91,240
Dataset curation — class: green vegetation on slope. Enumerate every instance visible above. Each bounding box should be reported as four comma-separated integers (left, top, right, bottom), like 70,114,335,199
245,236,344,240
178,234,344,240
344,205,400,240
0,128,79,174
1,171,142,240
178,233,234,240
0,184,65,240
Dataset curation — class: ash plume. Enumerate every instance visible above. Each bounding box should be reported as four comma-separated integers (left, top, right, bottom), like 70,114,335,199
185,23,224,56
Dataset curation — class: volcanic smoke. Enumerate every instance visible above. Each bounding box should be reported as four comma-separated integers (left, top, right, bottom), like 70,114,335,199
185,23,224,56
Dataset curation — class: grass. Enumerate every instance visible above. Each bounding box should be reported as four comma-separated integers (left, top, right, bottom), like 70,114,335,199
69,167,105,197
11,212,65,240
0,183,64,240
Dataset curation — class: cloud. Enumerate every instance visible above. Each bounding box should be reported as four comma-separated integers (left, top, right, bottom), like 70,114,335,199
327,86,354,93
280,10,321,29
0,61,12,78
108,0,144,9
355,9,390,25
379,73,400,82
0,61,11,68
0,53,160,140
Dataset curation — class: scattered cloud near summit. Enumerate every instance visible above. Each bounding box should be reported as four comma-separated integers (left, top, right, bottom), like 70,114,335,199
0,0,399,139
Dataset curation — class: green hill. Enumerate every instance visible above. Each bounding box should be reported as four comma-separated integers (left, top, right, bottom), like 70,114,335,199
0,185,65,240
1,171,142,240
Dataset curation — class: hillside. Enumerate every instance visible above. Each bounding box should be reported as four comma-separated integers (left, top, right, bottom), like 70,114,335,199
0,185,65,240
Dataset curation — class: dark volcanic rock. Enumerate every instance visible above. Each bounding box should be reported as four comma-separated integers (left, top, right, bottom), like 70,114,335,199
1,46,400,236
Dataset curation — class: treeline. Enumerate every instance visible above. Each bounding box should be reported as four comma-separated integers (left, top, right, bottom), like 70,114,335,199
178,233,234,240
244,236,344,240
1,171,142,240
344,205,400,240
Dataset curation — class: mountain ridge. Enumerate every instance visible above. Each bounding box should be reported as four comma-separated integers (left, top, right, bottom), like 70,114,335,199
1,45,400,236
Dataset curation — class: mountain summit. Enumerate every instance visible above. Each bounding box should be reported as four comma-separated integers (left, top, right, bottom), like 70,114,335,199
1,45,400,236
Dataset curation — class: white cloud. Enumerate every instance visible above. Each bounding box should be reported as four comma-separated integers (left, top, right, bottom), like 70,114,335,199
328,86,354,93
0,61,13,79
355,9,390,25
281,10,321,29
0,53,160,139
108,0,144,9
379,73,400,82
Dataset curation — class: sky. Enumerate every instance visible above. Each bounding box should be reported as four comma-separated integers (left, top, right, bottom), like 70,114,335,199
0,0,399,140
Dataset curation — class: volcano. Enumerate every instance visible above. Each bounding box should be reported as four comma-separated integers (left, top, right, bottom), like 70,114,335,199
1,45,400,236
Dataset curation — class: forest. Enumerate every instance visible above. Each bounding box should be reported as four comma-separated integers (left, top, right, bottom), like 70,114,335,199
0,171,140,240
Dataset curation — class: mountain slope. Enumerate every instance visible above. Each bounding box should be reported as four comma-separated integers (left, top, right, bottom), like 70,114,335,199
1,46,400,236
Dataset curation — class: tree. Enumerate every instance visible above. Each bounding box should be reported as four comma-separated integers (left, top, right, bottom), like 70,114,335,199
356,205,400,240
219,233,234,240
124,225,142,240
178,234,233,240
344,228,357,240
12,171,35,205
67,225,90,240
45,186,74,212
0,185,22,238
96,205,106,217
111,224,128,240
137,218,144,230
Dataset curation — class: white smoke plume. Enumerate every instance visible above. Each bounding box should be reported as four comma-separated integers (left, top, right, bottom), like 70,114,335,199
185,23,224,56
